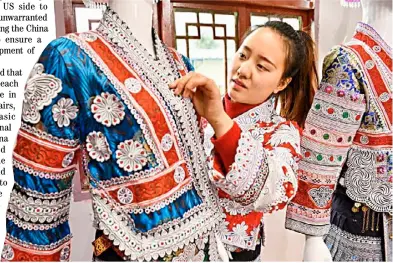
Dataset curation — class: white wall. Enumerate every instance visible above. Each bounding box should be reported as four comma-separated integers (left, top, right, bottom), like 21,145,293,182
317,0,362,72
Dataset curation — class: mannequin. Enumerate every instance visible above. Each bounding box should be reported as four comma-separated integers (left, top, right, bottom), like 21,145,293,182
1,0,226,261
303,236,332,261
286,0,392,261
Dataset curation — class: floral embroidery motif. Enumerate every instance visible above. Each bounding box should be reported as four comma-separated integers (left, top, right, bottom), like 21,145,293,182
379,92,390,103
1,244,14,260
116,139,148,172
60,245,70,262
372,45,381,53
23,63,62,124
360,135,369,144
365,60,375,69
324,66,349,86
62,152,75,168
52,98,79,127
91,92,125,127
117,187,134,204
309,186,334,208
250,128,265,142
172,243,204,262
86,131,112,162
125,78,142,94
218,221,260,250
231,222,249,244
220,199,254,216
174,166,185,183
268,123,299,147
161,134,174,152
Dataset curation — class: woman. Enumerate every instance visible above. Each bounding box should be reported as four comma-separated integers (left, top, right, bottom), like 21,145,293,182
170,21,318,261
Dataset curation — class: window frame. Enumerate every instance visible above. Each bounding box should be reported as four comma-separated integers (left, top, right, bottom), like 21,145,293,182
157,0,315,48
61,0,315,45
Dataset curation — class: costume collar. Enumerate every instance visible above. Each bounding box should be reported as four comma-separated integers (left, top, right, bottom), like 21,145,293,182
224,94,277,126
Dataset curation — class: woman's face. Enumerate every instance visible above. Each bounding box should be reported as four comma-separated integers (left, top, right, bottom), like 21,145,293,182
228,27,290,104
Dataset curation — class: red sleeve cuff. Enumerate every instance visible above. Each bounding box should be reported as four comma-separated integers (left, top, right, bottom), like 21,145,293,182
211,121,242,172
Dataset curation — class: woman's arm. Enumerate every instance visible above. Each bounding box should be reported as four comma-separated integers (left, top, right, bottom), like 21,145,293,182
210,120,301,211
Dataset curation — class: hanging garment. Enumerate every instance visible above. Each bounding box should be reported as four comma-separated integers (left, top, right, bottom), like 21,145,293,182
286,22,392,261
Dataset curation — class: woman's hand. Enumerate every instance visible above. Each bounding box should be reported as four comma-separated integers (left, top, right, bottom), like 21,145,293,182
169,72,233,137
169,72,222,122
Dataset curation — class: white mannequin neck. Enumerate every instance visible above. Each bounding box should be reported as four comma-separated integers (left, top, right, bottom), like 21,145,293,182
361,0,392,47
108,0,155,56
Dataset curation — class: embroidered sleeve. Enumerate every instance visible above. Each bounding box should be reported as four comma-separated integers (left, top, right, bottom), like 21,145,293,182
2,42,80,262
285,46,367,236
210,120,301,211
251,121,300,213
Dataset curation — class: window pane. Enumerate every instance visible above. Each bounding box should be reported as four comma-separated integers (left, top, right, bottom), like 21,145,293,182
215,27,225,37
252,15,301,31
199,13,213,24
283,17,301,30
90,22,100,30
215,14,236,37
188,25,199,36
201,26,214,38
189,39,226,94
176,39,187,56
175,12,198,36
251,15,268,26
269,16,281,21
174,9,238,94
75,7,103,32
227,39,237,71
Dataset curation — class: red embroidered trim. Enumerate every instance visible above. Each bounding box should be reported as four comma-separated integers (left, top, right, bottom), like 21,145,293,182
354,32,392,69
353,132,392,147
107,163,190,205
5,242,70,262
13,135,75,169
348,44,392,127
88,38,181,166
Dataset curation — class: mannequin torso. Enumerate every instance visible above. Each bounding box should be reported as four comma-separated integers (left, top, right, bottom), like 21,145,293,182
109,0,155,56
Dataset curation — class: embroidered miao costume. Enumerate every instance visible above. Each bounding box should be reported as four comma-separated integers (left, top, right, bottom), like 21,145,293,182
286,22,392,261
1,8,224,262
203,95,301,261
